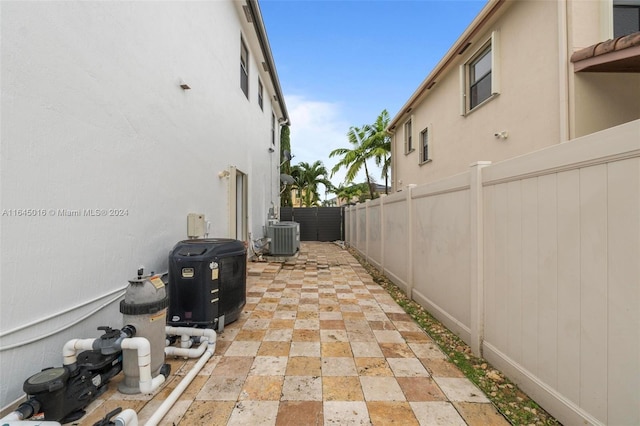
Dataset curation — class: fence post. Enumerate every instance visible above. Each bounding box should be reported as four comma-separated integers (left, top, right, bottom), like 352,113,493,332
365,199,371,263
470,161,491,357
380,194,386,274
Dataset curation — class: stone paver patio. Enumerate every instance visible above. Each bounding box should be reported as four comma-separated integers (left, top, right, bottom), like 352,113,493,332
76,242,508,425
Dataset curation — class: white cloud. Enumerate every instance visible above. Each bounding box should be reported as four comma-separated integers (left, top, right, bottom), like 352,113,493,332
286,95,378,195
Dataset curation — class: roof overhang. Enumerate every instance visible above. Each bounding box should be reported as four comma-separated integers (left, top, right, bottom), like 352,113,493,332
571,31,640,73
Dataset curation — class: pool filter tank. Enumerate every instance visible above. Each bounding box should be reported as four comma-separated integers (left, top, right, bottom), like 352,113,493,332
118,270,169,394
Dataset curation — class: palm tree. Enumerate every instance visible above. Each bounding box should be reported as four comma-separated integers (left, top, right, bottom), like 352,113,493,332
291,161,333,207
332,183,368,205
363,110,391,194
280,126,293,207
329,126,375,200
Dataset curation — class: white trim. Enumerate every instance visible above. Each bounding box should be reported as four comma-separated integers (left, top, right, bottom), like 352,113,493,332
490,30,500,95
459,64,466,116
603,0,615,39
403,116,414,154
460,34,498,115
419,124,432,165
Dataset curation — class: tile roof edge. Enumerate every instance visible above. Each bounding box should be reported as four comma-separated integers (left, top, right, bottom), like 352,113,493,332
571,31,640,63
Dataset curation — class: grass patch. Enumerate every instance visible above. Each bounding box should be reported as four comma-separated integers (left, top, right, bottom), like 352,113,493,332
348,247,560,426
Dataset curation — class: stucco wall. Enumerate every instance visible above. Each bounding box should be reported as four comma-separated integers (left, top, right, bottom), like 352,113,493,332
0,1,282,408
392,0,561,189
573,72,640,137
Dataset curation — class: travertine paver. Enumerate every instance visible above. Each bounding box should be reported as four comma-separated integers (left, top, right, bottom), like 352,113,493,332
77,242,507,426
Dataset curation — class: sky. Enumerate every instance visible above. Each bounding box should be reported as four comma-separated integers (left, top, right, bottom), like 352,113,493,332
259,0,487,195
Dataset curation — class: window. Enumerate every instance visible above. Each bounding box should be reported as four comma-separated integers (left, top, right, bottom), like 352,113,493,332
258,79,263,110
240,37,249,98
403,119,413,154
469,45,492,110
461,31,499,115
419,127,430,164
614,1,640,37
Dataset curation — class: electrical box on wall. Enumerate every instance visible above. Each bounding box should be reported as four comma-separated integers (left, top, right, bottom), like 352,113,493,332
187,213,205,239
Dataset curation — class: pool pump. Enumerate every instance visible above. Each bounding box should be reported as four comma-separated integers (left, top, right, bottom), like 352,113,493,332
18,326,130,423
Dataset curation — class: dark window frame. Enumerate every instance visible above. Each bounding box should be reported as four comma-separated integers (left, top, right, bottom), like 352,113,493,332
404,119,413,154
240,37,249,99
613,2,640,38
419,127,430,164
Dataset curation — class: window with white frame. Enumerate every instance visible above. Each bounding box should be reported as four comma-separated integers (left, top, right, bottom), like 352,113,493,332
613,1,640,37
461,32,499,115
469,45,492,110
258,78,264,110
419,127,430,164
240,37,249,98
404,119,413,154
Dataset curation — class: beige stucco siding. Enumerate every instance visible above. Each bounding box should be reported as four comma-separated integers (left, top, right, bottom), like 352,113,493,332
393,0,562,188
573,73,640,137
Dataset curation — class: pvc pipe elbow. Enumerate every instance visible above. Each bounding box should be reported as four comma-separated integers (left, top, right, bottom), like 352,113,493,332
138,374,165,394
165,339,208,358
114,408,138,426
62,338,96,366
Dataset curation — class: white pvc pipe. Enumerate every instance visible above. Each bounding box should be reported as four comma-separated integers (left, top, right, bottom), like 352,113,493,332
180,334,192,349
145,339,215,426
165,326,216,347
165,339,208,358
62,338,96,366
0,420,62,425
120,337,165,394
62,336,165,395
115,408,139,426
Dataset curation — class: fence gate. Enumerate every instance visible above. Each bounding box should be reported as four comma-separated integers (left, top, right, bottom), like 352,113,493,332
280,207,344,241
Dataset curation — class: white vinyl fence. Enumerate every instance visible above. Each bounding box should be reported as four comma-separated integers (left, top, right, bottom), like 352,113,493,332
345,120,640,426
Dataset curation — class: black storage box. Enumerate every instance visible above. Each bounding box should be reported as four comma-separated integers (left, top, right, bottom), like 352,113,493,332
168,238,246,328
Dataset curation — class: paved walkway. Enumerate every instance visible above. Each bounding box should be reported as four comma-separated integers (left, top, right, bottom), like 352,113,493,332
78,242,508,425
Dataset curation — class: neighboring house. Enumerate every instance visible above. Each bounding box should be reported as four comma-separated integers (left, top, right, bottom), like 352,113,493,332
335,183,390,206
389,0,640,190
0,0,287,409
370,1,639,424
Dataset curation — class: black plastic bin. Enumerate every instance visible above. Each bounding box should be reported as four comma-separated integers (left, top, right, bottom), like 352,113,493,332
168,238,246,328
